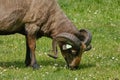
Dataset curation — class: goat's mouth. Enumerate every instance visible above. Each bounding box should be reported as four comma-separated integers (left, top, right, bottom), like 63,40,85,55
65,56,81,70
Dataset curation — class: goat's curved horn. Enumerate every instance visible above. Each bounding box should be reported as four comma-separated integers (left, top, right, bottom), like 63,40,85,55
48,33,81,59
47,39,58,59
55,33,81,48
79,29,92,51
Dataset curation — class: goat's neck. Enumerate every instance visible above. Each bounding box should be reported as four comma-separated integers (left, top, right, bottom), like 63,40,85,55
39,1,79,38
49,9,79,38
51,18,79,38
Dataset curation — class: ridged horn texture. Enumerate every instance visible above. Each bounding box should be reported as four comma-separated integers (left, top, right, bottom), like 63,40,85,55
79,29,92,51
48,33,81,59
55,33,81,48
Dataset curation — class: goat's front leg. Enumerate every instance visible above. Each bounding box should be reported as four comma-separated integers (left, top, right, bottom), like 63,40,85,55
25,37,31,67
25,35,39,69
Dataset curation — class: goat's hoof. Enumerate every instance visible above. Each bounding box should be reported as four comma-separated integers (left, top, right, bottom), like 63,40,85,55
25,63,31,67
32,64,40,70
25,60,31,67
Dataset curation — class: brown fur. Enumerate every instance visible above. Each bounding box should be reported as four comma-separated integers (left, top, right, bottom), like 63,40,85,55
0,0,79,36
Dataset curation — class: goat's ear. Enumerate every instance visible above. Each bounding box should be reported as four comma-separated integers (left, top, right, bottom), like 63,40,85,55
79,29,89,39
84,44,92,51
79,29,92,51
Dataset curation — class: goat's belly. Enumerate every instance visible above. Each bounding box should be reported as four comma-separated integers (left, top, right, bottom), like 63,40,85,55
0,16,24,35
0,10,25,35
0,24,23,35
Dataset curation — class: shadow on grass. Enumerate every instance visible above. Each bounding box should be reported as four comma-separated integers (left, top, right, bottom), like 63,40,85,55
0,59,95,70
39,59,65,66
0,40,3,44
0,61,25,69
79,63,96,69
39,59,95,70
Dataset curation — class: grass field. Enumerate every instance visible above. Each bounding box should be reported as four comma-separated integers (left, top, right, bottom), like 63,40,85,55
0,0,120,80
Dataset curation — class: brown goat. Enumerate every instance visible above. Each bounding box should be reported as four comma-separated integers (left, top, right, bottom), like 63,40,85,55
0,0,92,70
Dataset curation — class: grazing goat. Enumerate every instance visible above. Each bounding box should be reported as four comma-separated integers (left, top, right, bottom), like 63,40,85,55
0,0,92,70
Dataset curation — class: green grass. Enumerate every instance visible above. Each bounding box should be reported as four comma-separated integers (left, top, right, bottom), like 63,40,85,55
0,0,120,80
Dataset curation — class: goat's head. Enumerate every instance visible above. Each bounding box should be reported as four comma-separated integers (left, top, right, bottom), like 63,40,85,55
48,29,92,70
